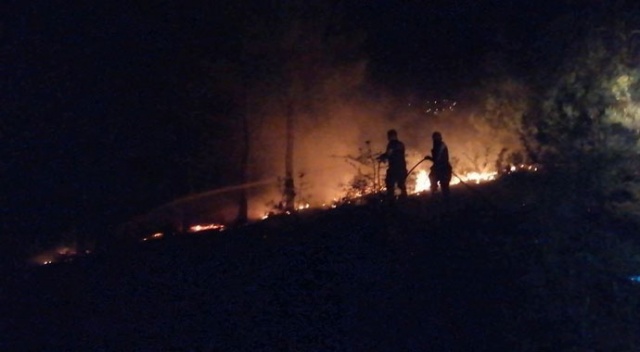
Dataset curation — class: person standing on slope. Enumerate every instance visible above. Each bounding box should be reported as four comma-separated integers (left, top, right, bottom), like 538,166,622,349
378,129,408,201
425,131,452,197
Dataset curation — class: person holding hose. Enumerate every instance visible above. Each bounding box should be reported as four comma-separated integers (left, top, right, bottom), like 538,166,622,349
424,131,452,197
378,129,408,201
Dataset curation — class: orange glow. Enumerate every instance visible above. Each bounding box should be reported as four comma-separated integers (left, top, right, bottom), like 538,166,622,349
141,232,164,242
413,169,430,193
188,223,225,233
30,245,80,266
460,171,498,184
409,169,499,194
252,164,539,221
256,168,516,216
507,163,541,174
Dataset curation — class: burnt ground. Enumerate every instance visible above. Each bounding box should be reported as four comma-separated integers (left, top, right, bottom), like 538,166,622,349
2,173,640,351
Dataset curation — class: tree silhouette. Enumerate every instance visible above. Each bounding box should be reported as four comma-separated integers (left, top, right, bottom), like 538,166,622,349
530,17,640,215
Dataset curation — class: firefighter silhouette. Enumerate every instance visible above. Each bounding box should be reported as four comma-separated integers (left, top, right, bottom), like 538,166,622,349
425,131,452,197
378,129,408,200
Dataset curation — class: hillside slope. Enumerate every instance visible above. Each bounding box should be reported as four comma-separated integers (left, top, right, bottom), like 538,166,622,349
3,173,639,351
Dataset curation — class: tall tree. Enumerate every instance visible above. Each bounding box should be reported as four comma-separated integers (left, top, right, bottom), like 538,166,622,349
192,1,366,216
267,1,366,211
529,15,640,215
279,10,327,212
472,75,533,168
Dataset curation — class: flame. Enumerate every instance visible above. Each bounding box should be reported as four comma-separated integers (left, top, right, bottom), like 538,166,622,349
141,232,164,241
30,245,86,266
461,171,498,184
140,223,225,242
507,163,541,174
256,163,539,221
410,169,498,194
413,169,430,193
188,223,225,233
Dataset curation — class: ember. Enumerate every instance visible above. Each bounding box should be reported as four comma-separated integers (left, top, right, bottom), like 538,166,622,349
141,232,164,242
506,164,540,173
30,245,91,266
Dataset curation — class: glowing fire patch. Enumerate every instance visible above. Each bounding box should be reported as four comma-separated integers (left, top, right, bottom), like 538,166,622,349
461,171,498,184
256,164,539,220
30,245,92,266
141,232,164,242
410,169,497,193
188,223,225,233
414,170,430,193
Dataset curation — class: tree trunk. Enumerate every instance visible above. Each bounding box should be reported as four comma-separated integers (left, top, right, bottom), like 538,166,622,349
284,99,296,211
236,111,250,224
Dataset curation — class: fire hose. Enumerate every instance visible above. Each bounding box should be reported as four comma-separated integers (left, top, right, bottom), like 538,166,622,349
405,158,428,180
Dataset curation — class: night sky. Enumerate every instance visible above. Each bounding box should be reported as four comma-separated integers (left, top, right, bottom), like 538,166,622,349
1,0,613,252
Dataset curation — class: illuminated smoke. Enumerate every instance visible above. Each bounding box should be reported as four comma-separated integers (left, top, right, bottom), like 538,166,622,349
126,19,529,233
125,86,526,236
244,91,524,217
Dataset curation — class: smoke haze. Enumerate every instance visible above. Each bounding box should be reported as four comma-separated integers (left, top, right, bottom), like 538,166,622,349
127,5,529,233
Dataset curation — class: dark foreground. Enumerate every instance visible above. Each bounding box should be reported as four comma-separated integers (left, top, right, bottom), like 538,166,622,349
2,174,640,351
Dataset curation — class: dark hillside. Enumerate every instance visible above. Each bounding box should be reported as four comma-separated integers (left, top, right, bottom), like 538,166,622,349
3,173,639,351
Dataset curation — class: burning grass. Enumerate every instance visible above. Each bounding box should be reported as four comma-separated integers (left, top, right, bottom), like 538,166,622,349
29,163,537,267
